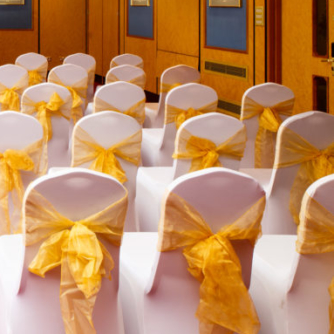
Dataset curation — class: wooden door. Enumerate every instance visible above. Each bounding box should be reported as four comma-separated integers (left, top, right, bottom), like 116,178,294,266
40,0,87,69
281,0,334,114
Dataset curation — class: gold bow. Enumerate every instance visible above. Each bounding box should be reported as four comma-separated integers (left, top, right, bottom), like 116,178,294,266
241,96,294,168
158,192,265,334
72,126,142,183
173,127,246,172
16,61,48,86
106,73,146,89
48,71,87,124
296,194,334,334
0,140,47,235
275,127,334,224
22,92,71,141
94,97,146,125
165,101,217,129
27,189,128,334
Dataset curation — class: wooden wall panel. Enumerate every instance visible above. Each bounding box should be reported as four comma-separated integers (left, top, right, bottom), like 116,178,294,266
0,0,38,65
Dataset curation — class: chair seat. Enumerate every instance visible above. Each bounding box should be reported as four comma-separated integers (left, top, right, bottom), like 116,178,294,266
141,128,164,166
143,102,159,128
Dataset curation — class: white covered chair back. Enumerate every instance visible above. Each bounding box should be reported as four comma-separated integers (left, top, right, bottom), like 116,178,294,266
0,64,29,111
63,53,96,102
110,53,144,69
93,81,146,125
240,82,294,168
8,169,127,334
106,64,146,89
21,82,72,168
15,52,48,86
71,111,142,231
264,111,334,234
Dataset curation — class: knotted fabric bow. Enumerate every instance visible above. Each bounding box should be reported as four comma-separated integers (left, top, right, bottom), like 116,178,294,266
0,140,47,235
241,96,294,168
296,194,334,334
274,127,334,224
72,126,142,183
106,73,146,89
173,127,246,172
16,61,48,86
27,189,128,334
165,101,217,129
21,92,71,142
158,192,265,334
94,97,146,125
0,75,28,111
48,71,88,124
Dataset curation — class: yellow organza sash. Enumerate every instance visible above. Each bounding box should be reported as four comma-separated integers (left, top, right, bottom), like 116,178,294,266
16,61,48,86
22,92,71,142
165,101,217,129
106,73,146,89
111,60,144,69
173,127,246,172
274,127,334,224
0,139,47,235
160,82,182,94
72,126,142,183
296,194,334,334
48,72,88,124
241,96,294,168
94,97,146,125
158,192,265,334
0,74,28,111
26,189,128,334
87,67,96,86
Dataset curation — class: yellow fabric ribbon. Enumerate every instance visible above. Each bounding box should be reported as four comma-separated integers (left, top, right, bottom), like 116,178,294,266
72,126,142,183
158,192,264,334
160,82,182,94
16,61,48,86
87,67,96,86
21,92,71,142
0,140,47,235
48,71,88,124
165,101,218,129
106,72,146,89
296,194,334,334
94,97,146,125
110,60,144,69
241,96,294,168
274,127,334,224
26,188,128,334
173,127,246,172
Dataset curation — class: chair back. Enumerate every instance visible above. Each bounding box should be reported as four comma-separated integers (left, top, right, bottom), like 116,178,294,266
63,53,96,102
72,111,142,230
152,64,201,128
158,83,217,166
21,82,72,168
173,112,246,178
106,64,146,89
110,53,144,69
265,111,334,234
12,169,126,334
240,82,294,168
15,52,48,86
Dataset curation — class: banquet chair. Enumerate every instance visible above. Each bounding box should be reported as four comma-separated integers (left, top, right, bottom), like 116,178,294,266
21,82,73,168
240,82,294,169
0,64,29,111
106,64,146,89
71,111,142,231
120,167,265,334
0,111,46,235
0,168,127,334
250,174,334,334
261,111,334,234
90,81,146,125
136,112,246,232
141,83,218,167
63,53,96,103
110,53,144,69
15,52,48,86
48,64,88,124
144,64,201,128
